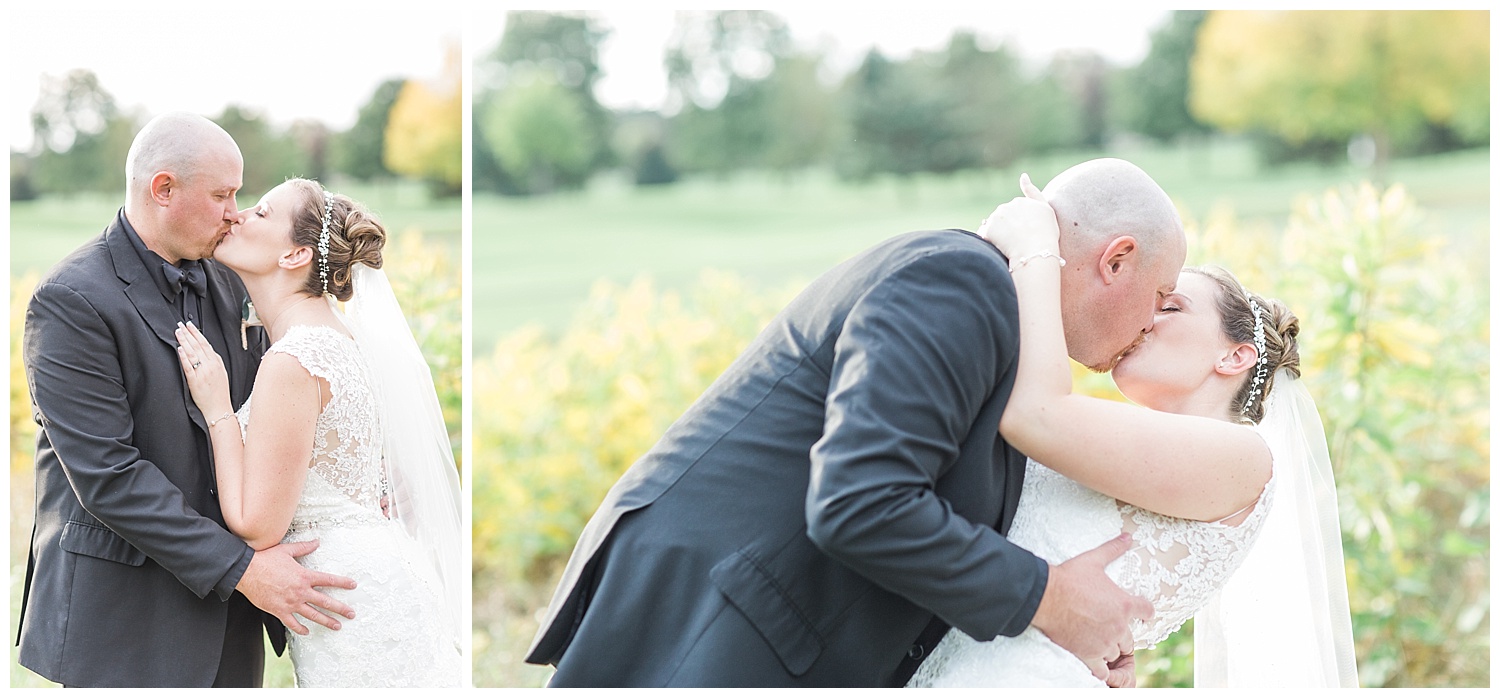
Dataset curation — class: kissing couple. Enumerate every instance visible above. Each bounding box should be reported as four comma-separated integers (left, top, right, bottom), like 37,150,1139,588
18,112,463,688
527,159,1359,687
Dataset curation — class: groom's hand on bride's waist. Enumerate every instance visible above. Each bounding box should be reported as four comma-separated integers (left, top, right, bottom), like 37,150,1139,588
237,539,359,636
1028,533,1154,681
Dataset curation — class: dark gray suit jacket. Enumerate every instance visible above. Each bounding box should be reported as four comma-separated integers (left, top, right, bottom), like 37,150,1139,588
526,230,1048,686
17,210,273,687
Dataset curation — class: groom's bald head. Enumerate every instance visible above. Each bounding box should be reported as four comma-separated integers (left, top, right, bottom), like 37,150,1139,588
1045,158,1184,267
1038,158,1186,371
125,112,241,201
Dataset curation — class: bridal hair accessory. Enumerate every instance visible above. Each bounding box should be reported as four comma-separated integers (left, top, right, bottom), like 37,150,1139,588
318,189,333,295
1241,298,1270,416
1009,251,1066,273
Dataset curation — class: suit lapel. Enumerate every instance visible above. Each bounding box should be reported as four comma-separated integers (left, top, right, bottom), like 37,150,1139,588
107,219,209,435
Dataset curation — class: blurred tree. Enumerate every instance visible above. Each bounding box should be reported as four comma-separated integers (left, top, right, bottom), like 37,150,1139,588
333,78,404,181
836,33,1093,181
759,51,839,174
287,119,330,184
837,49,967,179
472,115,523,196
1191,10,1490,170
633,142,679,186
477,10,612,192
1046,50,1110,149
481,69,597,195
612,110,679,186
663,10,810,176
664,10,791,112
215,105,307,196
11,152,38,201
668,80,773,175
30,69,117,154
28,70,138,194
386,41,463,197
933,32,1030,169
1114,10,1210,143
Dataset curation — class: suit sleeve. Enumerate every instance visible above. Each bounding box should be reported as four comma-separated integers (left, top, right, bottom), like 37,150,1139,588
24,281,253,600
804,247,1048,641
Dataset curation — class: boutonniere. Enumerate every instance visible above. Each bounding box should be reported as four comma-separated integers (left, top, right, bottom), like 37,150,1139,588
241,297,262,350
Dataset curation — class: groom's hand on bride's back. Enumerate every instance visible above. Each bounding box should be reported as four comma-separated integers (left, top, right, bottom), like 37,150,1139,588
1028,533,1154,681
237,539,359,635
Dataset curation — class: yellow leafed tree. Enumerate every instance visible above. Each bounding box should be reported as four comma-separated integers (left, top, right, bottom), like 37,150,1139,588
1190,10,1489,166
385,40,462,194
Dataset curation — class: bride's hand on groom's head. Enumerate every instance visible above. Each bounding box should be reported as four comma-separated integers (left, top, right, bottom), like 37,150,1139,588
977,174,1060,260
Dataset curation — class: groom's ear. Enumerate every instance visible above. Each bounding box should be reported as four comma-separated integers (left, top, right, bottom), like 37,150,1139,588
1097,235,1139,283
149,172,175,206
280,245,314,271
1216,342,1258,376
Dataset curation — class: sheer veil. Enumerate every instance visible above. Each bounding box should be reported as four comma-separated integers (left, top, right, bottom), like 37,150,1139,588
1193,369,1358,686
338,263,464,649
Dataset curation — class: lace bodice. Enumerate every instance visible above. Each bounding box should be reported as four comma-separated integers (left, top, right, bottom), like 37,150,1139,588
239,324,386,529
909,453,1275,687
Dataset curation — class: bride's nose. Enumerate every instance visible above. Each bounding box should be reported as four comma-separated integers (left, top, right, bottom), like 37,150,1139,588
233,207,253,224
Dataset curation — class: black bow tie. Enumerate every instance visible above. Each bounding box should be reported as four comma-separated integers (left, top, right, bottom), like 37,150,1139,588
163,261,208,297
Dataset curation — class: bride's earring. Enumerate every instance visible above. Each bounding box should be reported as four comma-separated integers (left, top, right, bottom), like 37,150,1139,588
241,297,262,350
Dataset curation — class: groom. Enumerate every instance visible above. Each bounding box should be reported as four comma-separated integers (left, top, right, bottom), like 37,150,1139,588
17,112,357,687
527,158,1185,686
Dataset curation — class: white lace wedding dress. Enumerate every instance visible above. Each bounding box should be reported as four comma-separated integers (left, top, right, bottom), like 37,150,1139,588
237,325,462,688
908,455,1275,688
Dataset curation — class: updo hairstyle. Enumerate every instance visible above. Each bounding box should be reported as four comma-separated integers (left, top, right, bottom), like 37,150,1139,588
285,177,386,302
1186,266,1301,425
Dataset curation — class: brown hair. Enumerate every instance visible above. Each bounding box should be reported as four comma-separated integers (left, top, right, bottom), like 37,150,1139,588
285,178,386,302
1186,266,1301,424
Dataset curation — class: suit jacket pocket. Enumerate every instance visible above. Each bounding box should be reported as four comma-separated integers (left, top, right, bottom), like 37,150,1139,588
60,520,146,566
710,549,825,677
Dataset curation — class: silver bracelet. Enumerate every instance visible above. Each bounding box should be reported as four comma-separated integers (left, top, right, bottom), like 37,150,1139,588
208,411,236,428
1009,251,1066,273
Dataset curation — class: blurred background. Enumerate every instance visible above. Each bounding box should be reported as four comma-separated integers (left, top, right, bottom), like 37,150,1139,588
470,9,1490,688
8,2,462,687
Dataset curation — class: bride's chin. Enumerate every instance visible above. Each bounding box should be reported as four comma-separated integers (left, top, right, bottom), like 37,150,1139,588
1110,359,1149,403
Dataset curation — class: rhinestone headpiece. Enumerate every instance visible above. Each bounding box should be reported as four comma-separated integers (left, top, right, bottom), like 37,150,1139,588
1241,298,1270,416
318,189,333,295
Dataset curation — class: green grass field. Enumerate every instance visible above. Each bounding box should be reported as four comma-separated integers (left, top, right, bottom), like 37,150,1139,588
472,139,1489,353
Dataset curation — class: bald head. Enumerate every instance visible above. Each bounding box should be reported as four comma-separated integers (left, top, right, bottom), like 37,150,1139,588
125,112,241,202
1044,157,1184,267
1037,158,1188,371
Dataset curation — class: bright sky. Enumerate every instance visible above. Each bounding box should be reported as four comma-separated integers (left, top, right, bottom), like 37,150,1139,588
8,0,463,151
469,7,1171,111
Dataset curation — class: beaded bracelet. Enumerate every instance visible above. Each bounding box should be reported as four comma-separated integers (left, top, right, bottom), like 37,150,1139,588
1009,251,1066,273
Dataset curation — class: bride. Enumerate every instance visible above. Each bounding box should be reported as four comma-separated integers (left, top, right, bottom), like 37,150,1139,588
908,179,1357,687
173,179,463,687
